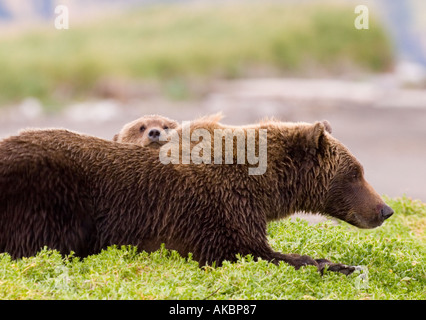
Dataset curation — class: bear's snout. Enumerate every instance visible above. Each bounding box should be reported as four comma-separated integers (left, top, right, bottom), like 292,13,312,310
148,128,161,141
380,204,394,220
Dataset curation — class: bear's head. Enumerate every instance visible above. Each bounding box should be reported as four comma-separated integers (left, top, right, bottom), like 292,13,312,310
113,115,178,148
306,121,394,229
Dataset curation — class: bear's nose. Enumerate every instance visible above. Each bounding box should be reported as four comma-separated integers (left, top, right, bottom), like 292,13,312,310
148,129,161,141
381,205,394,220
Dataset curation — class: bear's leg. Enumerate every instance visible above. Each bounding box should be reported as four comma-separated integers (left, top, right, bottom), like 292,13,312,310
192,220,355,275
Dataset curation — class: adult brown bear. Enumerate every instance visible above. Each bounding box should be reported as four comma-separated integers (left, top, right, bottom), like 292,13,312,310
0,119,393,275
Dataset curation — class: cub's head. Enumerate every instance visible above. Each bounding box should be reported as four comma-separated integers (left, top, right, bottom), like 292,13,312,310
113,115,178,148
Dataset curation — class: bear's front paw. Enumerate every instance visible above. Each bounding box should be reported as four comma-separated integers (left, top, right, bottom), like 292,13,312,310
315,259,356,276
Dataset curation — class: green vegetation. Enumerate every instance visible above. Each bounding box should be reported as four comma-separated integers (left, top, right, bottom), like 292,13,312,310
0,196,424,300
0,1,393,106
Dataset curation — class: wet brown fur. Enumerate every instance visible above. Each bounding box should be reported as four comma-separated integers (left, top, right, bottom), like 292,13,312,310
0,118,392,274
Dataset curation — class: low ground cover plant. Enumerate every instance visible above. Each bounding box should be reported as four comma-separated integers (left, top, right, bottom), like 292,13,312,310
0,196,423,300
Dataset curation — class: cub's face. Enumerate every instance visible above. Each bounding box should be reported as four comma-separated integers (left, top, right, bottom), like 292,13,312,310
113,115,178,148
323,143,394,229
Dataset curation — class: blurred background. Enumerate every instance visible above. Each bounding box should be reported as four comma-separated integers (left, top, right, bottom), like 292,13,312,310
0,0,425,202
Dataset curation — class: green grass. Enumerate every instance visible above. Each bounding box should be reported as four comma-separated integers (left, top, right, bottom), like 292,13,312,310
0,1,393,106
0,196,424,300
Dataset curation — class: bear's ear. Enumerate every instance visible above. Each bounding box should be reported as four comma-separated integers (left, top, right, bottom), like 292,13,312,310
113,134,119,142
310,120,331,149
322,120,332,134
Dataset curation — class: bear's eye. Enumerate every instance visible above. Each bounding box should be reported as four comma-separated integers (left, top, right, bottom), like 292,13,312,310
140,125,146,132
163,126,169,130
350,170,360,180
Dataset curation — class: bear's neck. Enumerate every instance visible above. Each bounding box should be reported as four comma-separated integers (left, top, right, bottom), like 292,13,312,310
265,127,333,220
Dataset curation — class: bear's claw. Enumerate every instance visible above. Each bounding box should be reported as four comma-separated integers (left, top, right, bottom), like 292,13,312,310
315,258,356,276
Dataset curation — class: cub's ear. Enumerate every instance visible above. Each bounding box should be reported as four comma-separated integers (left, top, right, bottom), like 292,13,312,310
170,120,179,129
310,120,331,149
113,134,119,142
